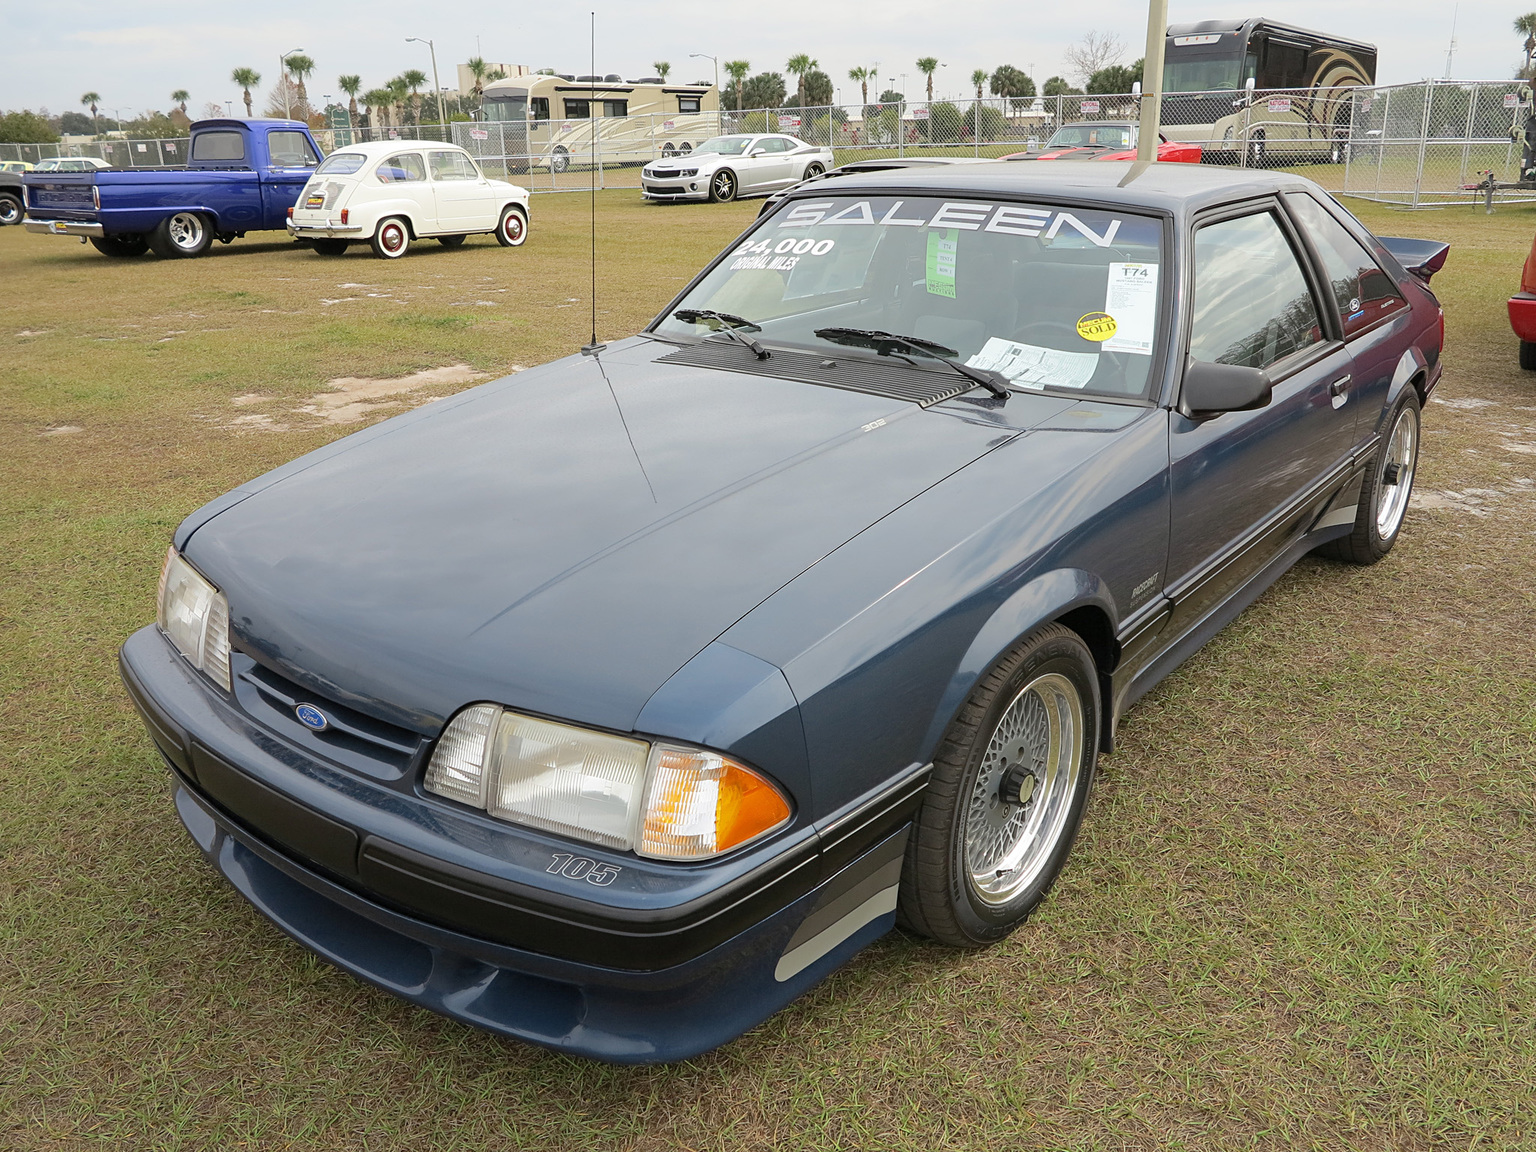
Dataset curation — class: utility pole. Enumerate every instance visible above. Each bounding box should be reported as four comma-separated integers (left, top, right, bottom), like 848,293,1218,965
280,47,305,120
1136,0,1169,162
1445,3,1460,78
407,37,448,130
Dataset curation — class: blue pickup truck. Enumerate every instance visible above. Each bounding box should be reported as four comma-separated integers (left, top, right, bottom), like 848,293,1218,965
22,118,323,258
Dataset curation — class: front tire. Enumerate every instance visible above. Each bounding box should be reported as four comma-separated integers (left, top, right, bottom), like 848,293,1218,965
370,216,410,259
495,205,528,247
312,239,348,255
550,147,569,174
1520,341,1536,370
148,211,211,258
0,193,22,226
1247,129,1266,167
1318,390,1421,565
708,168,737,202
89,234,149,258
899,623,1099,948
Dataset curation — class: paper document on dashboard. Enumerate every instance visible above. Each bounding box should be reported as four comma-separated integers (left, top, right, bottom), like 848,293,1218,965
966,339,1100,390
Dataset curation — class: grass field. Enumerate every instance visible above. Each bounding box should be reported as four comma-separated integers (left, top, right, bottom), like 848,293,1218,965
2,188,1535,1151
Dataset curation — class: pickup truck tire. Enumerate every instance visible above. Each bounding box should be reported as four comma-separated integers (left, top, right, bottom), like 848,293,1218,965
371,217,410,259
0,193,21,226
149,212,212,258
312,240,349,256
90,234,150,258
495,206,528,247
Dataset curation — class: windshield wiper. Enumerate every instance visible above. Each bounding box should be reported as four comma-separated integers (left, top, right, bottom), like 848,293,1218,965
673,309,771,360
813,327,1009,400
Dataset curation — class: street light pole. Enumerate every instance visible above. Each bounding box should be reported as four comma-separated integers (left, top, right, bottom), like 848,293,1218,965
1136,0,1169,162
689,52,718,94
280,48,305,120
407,37,448,133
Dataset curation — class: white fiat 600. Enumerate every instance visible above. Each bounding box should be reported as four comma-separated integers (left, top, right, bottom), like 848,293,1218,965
288,141,530,259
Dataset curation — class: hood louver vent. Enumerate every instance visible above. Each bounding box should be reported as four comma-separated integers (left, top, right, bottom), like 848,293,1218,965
653,341,976,407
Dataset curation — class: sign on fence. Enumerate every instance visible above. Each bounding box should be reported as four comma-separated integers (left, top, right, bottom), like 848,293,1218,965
1267,97,1292,113
1506,93,1520,109
1080,100,1100,113
469,128,488,140
779,115,801,129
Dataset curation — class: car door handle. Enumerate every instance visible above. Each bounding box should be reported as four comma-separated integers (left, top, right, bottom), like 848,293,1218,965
1329,374,1350,408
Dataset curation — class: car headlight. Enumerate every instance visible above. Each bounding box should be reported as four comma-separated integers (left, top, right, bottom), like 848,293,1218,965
425,704,791,860
157,547,232,691
679,167,697,177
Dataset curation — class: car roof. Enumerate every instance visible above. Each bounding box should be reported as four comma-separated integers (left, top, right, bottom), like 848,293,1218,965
325,140,471,158
789,161,1321,218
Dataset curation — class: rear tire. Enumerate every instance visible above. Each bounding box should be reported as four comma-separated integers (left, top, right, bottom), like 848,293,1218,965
1521,341,1536,371
1317,390,1420,565
148,211,211,258
370,216,410,259
898,623,1099,949
312,239,348,255
803,162,825,179
495,205,528,247
437,234,467,248
550,147,570,174
0,193,22,226
89,234,149,258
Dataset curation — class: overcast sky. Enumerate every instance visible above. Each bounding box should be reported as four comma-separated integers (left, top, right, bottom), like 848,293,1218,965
2,1,1524,117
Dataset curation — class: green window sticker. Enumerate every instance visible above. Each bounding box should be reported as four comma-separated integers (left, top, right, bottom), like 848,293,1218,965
926,228,958,298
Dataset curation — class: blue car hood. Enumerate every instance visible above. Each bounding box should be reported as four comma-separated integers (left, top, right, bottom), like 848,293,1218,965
185,339,1073,735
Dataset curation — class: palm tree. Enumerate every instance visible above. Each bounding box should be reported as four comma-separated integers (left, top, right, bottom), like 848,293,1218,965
80,92,101,136
230,69,260,117
849,66,872,107
1518,14,1536,76
786,54,816,109
338,75,362,123
362,88,391,129
917,57,940,103
285,54,315,112
171,89,189,114
971,69,988,103
653,61,671,81
387,77,411,128
724,60,750,111
466,56,489,105
401,69,428,124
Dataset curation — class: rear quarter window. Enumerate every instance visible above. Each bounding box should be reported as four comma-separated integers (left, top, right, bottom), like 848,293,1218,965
317,152,367,175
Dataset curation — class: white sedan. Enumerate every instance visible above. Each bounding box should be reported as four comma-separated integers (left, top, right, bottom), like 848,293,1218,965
641,134,834,203
287,140,530,259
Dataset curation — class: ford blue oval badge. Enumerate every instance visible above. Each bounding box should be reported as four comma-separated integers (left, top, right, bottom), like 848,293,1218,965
295,704,330,731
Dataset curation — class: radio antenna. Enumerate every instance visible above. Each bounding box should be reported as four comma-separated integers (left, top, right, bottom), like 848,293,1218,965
580,10,605,355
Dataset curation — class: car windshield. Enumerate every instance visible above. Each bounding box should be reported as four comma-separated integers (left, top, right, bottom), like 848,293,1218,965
316,152,367,175
694,136,753,156
655,195,1165,399
1047,125,1134,149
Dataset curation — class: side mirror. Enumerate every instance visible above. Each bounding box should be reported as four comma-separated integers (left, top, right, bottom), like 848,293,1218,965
748,147,767,157
1180,358,1272,419
1244,76,1257,106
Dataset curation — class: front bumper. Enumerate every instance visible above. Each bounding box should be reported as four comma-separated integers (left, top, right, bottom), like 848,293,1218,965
1509,292,1536,343
24,217,103,237
641,178,708,202
119,624,918,1062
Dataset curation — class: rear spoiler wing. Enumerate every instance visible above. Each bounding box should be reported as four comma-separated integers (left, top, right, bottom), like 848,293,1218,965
1378,236,1450,284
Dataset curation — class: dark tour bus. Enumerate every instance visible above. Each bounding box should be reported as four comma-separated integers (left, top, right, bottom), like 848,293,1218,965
1160,18,1377,163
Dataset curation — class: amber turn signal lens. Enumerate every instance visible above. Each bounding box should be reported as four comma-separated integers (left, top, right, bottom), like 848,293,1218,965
640,747,791,860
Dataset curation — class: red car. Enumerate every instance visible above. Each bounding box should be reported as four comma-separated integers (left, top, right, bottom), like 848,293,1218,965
1003,121,1202,164
1509,232,1536,368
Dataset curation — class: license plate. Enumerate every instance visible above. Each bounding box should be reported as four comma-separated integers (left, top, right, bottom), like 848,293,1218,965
306,195,324,208
52,221,68,233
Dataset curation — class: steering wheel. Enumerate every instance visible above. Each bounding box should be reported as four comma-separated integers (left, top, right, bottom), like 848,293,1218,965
1014,319,1088,349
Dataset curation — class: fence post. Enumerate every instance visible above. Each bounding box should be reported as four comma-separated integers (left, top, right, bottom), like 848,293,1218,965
1459,84,1476,189
1412,81,1432,209
1375,86,1388,195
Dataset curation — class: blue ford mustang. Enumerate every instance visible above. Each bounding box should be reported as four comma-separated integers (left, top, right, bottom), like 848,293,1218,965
121,163,1447,1063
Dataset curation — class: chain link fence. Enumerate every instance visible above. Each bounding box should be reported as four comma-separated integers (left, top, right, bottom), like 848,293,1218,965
9,84,1532,207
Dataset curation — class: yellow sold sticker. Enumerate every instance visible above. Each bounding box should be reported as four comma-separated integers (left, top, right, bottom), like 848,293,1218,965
1076,312,1118,342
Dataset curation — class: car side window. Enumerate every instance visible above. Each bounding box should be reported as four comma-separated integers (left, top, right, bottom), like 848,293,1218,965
1190,210,1324,370
760,138,790,153
429,151,469,180
377,153,427,183
267,131,319,167
1284,193,1407,338
191,131,246,162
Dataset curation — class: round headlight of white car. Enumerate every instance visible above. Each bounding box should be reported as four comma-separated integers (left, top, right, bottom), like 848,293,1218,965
157,547,232,691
